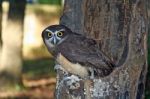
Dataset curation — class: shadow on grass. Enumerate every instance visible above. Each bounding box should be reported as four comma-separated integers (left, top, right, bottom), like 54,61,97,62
23,57,56,80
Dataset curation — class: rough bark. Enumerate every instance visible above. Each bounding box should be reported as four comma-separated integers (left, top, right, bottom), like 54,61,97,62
55,0,148,99
0,0,26,91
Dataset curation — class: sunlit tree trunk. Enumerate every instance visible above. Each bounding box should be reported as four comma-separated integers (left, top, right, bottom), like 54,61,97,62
0,0,26,91
55,0,148,99
0,0,2,64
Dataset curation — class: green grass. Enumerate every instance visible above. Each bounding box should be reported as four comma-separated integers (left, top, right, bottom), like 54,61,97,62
38,0,62,5
23,58,56,80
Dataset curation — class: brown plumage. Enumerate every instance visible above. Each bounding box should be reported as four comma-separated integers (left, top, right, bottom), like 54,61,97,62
42,25,115,78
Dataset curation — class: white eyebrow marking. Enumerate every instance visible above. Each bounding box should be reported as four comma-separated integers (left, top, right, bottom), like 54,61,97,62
54,29,65,35
57,29,65,32
45,29,53,33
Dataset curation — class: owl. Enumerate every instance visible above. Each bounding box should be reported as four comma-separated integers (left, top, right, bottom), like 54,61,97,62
42,25,115,78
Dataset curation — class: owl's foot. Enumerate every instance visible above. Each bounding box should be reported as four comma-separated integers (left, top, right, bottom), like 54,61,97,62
88,67,113,78
64,75,81,90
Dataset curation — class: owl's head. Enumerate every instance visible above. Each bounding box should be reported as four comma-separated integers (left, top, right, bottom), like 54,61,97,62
42,25,72,49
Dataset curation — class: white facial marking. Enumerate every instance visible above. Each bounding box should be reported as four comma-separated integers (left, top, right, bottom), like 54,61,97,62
45,28,67,47
53,37,57,44
45,29,53,33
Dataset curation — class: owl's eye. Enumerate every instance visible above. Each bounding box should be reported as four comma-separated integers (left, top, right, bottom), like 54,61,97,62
48,32,52,37
57,32,63,37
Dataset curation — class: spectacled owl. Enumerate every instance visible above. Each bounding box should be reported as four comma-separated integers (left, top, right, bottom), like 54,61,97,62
42,25,115,78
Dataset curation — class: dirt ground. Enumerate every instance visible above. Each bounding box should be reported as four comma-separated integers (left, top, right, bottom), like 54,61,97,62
0,77,56,99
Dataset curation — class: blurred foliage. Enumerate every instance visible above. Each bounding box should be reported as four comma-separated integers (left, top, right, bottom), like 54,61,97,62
38,0,62,5
26,4,62,16
29,45,52,59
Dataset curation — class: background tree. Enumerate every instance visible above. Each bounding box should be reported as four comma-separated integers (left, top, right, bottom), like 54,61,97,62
0,0,2,64
0,0,26,91
55,0,148,99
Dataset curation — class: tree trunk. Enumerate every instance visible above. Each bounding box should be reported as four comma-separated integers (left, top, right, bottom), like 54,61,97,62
0,0,26,91
0,0,2,64
55,0,148,99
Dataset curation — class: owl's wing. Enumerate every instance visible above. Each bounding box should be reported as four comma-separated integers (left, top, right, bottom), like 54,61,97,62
57,35,115,77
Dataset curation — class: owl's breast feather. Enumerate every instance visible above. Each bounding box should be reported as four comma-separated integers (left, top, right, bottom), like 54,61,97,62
56,53,88,78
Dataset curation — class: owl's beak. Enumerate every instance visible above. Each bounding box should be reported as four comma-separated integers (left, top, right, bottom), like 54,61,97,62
52,37,59,45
